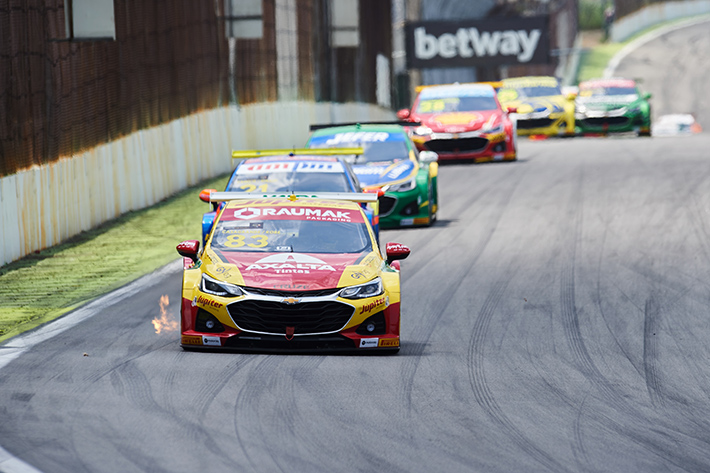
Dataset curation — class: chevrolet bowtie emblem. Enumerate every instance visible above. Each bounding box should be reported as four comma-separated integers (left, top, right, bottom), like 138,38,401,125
282,297,301,305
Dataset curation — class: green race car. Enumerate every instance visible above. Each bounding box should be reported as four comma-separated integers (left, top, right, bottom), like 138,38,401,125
307,124,439,228
575,78,652,136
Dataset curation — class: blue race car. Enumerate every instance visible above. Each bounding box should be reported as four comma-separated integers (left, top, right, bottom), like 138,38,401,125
199,149,379,244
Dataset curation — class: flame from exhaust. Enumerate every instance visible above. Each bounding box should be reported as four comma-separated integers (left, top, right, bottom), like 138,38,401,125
152,294,178,334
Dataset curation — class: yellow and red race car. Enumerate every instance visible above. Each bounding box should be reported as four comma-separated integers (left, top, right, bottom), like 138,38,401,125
176,193,410,353
397,82,517,162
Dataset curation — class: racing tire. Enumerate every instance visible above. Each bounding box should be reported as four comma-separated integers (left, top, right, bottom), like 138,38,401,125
427,182,436,225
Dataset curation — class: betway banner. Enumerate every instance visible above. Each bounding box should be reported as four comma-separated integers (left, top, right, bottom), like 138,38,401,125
405,17,549,68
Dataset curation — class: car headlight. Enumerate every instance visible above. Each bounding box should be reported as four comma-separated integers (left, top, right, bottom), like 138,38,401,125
201,274,244,297
413,126,433,136
483,124,503,134
389,178,417,192
340,277,383,299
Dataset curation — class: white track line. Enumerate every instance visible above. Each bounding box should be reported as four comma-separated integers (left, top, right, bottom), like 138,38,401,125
604,15,710,78
0,260,181,473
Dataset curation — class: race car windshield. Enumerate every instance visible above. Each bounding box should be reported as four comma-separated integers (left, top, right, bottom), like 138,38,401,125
310,140,410,164
511,86,562,97
415,96,498,113
228,172,351,193
210,219,373,254
583,87,638,97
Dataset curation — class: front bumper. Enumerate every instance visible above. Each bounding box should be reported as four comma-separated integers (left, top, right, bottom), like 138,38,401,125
378,187,432,228
412,131,513,162
575,113,650,134
515,112,574,136
180,289,401,353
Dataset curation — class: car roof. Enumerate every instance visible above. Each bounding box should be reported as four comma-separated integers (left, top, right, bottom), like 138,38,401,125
239,155,341,164
309,124,408,136
501,76,559,86
579,78,636,89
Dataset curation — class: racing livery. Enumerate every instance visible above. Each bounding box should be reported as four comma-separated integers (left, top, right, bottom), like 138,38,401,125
177,194,410,353
498,76,576,136
397,83,517,162
199,149,378,245
307,124,439,228
575,78,652,136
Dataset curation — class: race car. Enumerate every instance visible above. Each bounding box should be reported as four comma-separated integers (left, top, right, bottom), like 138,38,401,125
199,149,379,245
396,82,517,162
176,192,410,353
575,78,652,136
652,114,702,136
306,124,439,228
497,76,576,137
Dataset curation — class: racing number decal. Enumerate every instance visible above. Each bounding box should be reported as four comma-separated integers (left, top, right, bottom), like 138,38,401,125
224,234,269,248
237,183,269,193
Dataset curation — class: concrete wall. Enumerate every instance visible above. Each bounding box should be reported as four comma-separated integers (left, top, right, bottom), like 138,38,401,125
611,0,710,42
0,102,394,266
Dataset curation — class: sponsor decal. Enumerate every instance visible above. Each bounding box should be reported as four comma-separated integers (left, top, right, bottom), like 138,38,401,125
324,132,391,145
386,163,412,180
358,297,386,315
406,17,548,68
378,338,399,348
182,335,202,346
360,338,379,348
202,335,221,347
245,253,336,274
354,166,388,176
420,85,494,99
238,162,294,175
193,295,224,309
232,207,355,223
272,284,309,290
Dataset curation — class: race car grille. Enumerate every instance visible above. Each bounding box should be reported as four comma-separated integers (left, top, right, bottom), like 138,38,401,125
424,137,488,153
580,117,630,127
228,300,354,335
516,118,554,129
379,196,397,216
242,287,341,298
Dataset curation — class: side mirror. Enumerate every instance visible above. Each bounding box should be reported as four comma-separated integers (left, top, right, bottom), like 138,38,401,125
397,109,411,120
566,92,577,101
385,242,410,265
199,188,219,211
177,240,200,263
643,92,652,100
506,106,518,114
419,150,438,163
363,187,386,197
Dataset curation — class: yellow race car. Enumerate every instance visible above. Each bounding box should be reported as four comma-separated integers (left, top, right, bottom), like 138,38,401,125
176,192,410,353
497,76,576,137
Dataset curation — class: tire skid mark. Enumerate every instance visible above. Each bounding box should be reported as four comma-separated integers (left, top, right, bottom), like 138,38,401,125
592,227,645,379
468,272,567,472
571,392,598,473
232,355,291,473
643,294,664,407
399,165,527,413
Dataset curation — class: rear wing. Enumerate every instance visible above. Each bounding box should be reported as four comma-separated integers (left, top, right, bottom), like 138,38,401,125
231,148,364,159
308,121,421,131
209,192,379,203
414,81,503,93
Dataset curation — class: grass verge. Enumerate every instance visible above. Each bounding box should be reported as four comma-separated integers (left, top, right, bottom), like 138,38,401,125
0,174,229,343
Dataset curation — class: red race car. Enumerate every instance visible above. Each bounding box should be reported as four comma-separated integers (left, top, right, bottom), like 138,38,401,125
398,82,517,163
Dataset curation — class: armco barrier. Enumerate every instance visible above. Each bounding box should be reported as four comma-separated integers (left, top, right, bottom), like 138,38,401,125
0,102,394,267
611,0,710,42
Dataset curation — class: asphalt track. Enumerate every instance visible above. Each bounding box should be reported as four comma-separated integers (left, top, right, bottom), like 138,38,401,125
2,22,710,473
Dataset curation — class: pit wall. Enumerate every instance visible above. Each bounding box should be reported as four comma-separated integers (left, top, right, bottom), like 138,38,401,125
611,0,710,42
0,102,394,267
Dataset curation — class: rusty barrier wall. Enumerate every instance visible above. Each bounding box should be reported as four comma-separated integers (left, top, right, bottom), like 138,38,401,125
0,0,395,265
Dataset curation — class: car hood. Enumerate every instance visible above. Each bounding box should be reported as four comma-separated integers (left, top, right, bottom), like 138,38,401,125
352,159,419,187
203,249,382,290
576,95,640,112
502,95,568,115
414,110,500,133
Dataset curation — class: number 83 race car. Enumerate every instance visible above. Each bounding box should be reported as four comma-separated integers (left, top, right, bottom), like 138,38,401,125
176,192,411,353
